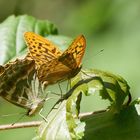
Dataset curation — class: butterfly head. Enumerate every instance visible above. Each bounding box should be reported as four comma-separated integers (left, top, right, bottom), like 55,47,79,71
27,98,45,116
69,65,82,79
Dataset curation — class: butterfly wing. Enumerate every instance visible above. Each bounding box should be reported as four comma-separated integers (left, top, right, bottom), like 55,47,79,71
38,35,86,84
0,58,35,110
24,32,62,67
59,35,86,69
38,60,71,84
24,33,86,84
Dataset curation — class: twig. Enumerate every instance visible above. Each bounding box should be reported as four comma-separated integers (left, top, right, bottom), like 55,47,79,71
0,110,106,131
0,121,42,131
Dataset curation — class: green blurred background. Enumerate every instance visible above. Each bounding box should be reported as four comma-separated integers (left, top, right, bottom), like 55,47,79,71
0,0,140,139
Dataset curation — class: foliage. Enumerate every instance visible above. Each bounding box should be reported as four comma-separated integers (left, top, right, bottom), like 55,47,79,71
0,15,139,140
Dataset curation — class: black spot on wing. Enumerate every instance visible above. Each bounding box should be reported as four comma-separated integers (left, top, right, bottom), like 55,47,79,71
38,46,41,49
45,43,50,46
39,43,42,46
52,48,56,53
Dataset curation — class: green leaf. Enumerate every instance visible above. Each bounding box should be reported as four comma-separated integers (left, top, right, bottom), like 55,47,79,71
0,15,136,140
66,92,85,139
81,105,140,140
71,69,131,112
35,101,71,140
36,69,131,140
65,69,131,138
0,15,58,64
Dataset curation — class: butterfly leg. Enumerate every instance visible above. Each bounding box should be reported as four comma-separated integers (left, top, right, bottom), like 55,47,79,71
45,98,63,119
58,82,63,98
11,113,26,126
39,108,48,122
81,69,93,79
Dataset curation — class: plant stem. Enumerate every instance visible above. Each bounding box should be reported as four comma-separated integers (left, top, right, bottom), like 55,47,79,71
0,121,42,131
0,110,106,131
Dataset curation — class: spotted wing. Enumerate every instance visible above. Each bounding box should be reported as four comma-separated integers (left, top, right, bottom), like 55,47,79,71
0,59,35,110
38,59,71,84
58,35,86,69
24,32,62,67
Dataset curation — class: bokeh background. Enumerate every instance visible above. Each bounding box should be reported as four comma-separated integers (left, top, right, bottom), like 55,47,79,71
0,0,140,139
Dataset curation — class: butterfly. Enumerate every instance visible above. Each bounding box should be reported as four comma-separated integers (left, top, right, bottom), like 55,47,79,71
0,58,48,116
24,32,86,86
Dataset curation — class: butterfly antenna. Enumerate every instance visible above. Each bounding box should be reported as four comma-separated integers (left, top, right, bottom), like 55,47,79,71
11,113,26,126
84,49,104,65
93,49,104,57
45,93,66,119
45,100,62,119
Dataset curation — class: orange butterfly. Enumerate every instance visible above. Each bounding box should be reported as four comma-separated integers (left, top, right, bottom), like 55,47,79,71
24,32,86,86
